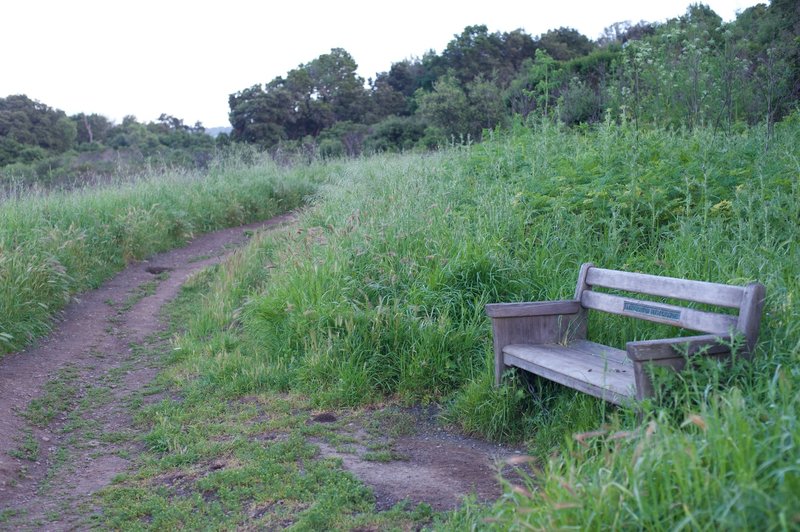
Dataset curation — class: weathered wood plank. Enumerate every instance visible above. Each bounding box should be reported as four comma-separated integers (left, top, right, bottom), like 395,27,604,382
580,290,737,334
503,344,636,401
503,344,633,394
485,300,581,318
572,263,593,343
569,339,631,366
505,344,634,388
632,360,654,400
574,262,594,300
586,267,744,308
626,334,731,361
505,353,635,406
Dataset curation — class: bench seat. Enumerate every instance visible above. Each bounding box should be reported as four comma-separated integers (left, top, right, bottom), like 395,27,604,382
504,340,635,405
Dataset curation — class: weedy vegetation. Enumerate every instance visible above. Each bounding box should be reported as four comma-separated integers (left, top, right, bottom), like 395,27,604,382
0,148,325,354
4,114,799,528
94,269,435,530
124,116,798,529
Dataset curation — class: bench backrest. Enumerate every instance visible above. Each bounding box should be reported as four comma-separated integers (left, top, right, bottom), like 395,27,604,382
574,263,766,352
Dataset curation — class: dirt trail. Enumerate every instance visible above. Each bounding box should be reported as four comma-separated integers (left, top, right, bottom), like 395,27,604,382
0,214,293,527
0,212,525,529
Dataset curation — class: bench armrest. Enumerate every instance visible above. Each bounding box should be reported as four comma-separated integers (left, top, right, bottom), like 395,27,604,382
485,299,585,387
485,300,581,318
626,334,732,362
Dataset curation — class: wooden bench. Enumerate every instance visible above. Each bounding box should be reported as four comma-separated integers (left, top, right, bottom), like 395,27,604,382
485,263,766,404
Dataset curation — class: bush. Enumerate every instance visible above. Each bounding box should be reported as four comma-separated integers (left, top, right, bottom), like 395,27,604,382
364,115,426,153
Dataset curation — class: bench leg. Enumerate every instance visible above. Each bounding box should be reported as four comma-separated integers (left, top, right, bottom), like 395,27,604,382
633,361,655,401
494,344,506,387
633,357,690,401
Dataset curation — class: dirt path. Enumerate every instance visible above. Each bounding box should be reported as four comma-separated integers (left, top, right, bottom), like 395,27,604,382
0,214,293,528
310,406,526,512
0,212,525,529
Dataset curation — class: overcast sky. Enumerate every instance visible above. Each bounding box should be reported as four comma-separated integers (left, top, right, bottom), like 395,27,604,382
2,0,761,128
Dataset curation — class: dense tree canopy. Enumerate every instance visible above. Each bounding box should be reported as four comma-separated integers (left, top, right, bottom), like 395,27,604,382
3,1,798,176
0,95,216,181
229,48,368,147
0,95,76,165
225,1,798,155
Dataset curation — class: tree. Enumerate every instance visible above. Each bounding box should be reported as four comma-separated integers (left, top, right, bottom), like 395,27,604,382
229,84,292,146
507,50,561,119
501,29,539,73
466,76,508,133
282,68,332,138
442,25,506,84
71,113,113,145
306,48,368,123
558,76,603,125
537,27,595,61
599,21,633,46
368,73,409,120
155,113,191,132
439,26,538,87
385,59,428,97
228,48,369,147
364,115,426,152
368,58,430,120
107,115,160,154
731,0,799,129
318,121,370,157
415,75,471,139
0,95,76,156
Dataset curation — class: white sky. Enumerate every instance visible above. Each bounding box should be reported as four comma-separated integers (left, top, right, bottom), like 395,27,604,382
2,0,761,128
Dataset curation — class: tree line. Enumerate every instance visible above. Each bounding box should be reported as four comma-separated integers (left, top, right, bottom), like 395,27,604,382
2,1,797,181
229,1,798,156
0,96,216,183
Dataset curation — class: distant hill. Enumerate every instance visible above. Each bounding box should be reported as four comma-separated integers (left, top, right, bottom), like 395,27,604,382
205,126,232,138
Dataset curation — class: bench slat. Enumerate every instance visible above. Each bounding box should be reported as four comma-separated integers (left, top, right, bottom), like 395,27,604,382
569,339,631,366
581,290,738,334
503,343,636,405
485,300,581,318
586,267,744,308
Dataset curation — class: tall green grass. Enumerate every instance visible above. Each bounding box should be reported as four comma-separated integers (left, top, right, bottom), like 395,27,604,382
164,115,799,527
453,120,797,528
0,151,327,354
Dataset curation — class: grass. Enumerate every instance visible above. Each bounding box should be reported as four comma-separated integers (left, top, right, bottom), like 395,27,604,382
10,430,40,462
24,365,80,426
444,119,799,530
118,275,167,312
0,150,328,355
6,115,799,528
362,450,405,462
365,408,418,438
94,273,437,530
135,116,798,528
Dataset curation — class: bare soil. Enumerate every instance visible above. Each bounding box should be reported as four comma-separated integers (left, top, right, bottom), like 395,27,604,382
311,406,527,512
0,212,522,529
